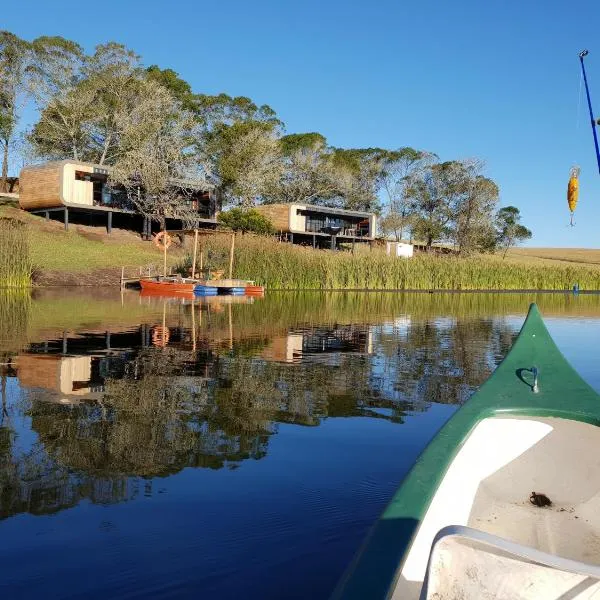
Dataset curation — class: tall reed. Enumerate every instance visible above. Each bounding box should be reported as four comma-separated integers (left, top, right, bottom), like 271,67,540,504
0,289,31,358
0,218,32,288
179,233,600,291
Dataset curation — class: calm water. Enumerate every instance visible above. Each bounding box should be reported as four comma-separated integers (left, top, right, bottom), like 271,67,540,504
1,289,600,599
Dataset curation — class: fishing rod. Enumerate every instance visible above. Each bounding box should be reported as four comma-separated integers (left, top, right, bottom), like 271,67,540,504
578,50,600,175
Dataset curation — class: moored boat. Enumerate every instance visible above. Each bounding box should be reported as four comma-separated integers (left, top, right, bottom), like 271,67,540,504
194,285,219,296
139,277,198,295
244,285,265,296
333,304,600,600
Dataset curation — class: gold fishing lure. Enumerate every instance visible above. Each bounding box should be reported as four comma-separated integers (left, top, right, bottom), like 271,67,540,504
567,166,580,226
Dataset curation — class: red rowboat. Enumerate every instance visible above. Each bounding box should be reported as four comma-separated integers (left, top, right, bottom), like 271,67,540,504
140,277,197,295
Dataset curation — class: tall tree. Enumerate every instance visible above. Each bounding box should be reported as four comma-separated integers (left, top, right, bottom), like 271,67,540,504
0,32,30,192
109,81,201,229
29,42,146,165
377,147,436,240
330,148,383,212
265,133,342,205
214,121,282,207
495,206,532,258
404,162,456,249
447,160,499,255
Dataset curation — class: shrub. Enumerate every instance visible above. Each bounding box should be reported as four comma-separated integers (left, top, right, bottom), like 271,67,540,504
218,208,274,235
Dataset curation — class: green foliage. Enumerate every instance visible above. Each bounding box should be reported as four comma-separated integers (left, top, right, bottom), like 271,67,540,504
280,133,327,155
0,218,31,287
218,208,274,234
0,31,30,190
185,233,598,291
496,206,532,258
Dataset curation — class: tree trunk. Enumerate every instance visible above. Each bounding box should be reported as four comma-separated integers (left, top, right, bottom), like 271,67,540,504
1,140,8,194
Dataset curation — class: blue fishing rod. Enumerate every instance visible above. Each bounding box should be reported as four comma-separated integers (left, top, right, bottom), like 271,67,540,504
579,50,600,174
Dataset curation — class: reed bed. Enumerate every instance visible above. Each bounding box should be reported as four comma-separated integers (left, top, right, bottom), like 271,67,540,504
0,218,32,287
0,289,31,358
184,233,600,291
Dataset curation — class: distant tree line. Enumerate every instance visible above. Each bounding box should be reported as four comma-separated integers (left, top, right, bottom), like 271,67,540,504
0,31,531,254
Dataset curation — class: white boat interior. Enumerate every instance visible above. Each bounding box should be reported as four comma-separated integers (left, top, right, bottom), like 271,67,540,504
392,417,600,600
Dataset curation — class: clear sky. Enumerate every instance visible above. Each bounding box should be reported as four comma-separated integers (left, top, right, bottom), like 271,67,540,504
4,0,600,247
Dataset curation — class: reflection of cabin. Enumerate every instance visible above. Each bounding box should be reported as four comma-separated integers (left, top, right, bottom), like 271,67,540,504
255,204,376,249
16,354,97,398
261,326,374,363
19,160,218,237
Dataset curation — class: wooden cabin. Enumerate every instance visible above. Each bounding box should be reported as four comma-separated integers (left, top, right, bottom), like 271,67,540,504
255,203,377,248
19,160,217,235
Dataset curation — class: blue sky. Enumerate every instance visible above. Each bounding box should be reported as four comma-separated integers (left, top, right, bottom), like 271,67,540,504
4,0,600,247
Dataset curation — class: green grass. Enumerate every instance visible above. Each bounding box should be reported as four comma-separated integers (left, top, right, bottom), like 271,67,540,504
28,226,168,272
190,233,600,291
0,218,31,287
3,206,600,290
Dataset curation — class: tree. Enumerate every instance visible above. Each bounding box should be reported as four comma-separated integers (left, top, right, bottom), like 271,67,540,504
218,207,274,235
379,211,409,241
0,32,30,192
330,148,383,212
109,81,202,230
376,147,436,241
404,162,455,249
264,133,342,205
29,42,147,165
212,121,282,207
447,160,499,255
495,206,532,258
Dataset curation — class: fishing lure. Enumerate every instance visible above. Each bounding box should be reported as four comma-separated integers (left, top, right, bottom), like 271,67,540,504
567,166,580,226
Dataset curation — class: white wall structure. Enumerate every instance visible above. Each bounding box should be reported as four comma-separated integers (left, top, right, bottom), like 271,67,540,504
386,241,414,258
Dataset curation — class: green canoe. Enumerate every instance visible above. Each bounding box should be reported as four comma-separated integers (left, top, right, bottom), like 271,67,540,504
333,303,600,599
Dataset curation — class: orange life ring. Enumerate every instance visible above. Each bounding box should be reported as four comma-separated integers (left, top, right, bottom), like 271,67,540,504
153,231,172,250
151,325,170,347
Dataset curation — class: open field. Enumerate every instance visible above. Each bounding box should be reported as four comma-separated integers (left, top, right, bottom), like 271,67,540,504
505,247,600,267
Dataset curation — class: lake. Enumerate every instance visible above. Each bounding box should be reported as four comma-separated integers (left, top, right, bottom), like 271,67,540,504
1,289,599,599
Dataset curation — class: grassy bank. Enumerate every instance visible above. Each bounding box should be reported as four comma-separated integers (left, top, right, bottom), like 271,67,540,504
189,233,600,291
0,218,31,287
2,206,600,290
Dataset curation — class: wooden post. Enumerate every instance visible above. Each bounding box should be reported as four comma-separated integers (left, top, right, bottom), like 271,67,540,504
107,210,113,234
199,244,204,273
163,231,168,277
228,232,235,279
192,228,199,278
120,266,125,290
228,303,233,350
64,207,69,231
191,301,196,352
45,211,49,221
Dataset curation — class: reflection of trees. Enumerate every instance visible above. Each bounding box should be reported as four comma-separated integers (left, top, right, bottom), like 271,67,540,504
378,317,518,406
4,314,521,520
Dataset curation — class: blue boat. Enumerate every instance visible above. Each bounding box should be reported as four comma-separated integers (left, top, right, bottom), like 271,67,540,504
194,285,219,296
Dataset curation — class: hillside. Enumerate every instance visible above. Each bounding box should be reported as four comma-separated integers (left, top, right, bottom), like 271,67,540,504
2,204,600,289
0,206,184,285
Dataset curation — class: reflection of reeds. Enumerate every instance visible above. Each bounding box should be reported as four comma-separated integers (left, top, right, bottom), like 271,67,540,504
179,233,600,291
0,289,31,358
0,219,31,288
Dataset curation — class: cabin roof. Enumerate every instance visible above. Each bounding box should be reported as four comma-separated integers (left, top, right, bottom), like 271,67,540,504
20,160,214,190
265,203,374,218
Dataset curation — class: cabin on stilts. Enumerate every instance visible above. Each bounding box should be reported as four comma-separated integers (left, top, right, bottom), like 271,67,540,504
19,160,219,237
254,203,377,250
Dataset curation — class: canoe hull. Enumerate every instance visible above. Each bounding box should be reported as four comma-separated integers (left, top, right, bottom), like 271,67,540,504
333,304,600,600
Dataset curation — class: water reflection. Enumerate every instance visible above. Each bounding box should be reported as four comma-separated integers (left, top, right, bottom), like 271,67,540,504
0,289,537,524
